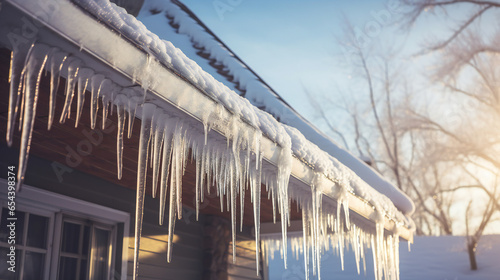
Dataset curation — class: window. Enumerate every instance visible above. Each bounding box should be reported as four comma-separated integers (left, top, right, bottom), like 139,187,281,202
55,217,116,280
0,208,52,280
0,181,129,280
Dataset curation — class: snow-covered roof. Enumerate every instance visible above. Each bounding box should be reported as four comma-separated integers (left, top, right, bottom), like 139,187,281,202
1,0,414,279
136,0,415,216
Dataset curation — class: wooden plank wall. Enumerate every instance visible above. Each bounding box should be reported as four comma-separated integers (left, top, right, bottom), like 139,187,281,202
228,236,263,280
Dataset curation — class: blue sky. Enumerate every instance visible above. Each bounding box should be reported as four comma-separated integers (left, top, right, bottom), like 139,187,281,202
180,0,410,127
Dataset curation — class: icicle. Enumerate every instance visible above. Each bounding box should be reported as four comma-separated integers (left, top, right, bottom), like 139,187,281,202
167,153,177,263
200,143,208,204
115,96,126,180
302,207,310,280
6,44,32,146
337,174,351,229
254,131,261,170
127,97,138,138
230,155,237,263
59,57,82,123
7,46,30,145
89,74,105,129
272,186,277,224
47,49,67,130
98,79,113,129
110,86,117,116
277,139,292,268
194,142,201,220
18,77,26,132
133,103,156,280
252,148,262,275
204,144,211,196
200,104,212,146
171,122,186,219
75,68,94,127
16,44,50,191
151,110,165,198
159,117,175,225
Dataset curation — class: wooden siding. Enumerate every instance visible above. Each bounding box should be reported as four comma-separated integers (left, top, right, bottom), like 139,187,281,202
228,237,263,280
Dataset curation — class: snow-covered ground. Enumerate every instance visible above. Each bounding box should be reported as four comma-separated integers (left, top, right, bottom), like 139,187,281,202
268,235,500,280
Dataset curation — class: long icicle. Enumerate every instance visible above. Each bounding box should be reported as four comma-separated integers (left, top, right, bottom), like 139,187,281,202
167,121,179,262
6,44,31,146
89,74,105,129
116,99,126,180
47,49,67,130
75,68,94,127
133,103,156,280
159,117,175,225
17,43,50,191
277,140,292,268
127,97,138,138
59,57,81,123
173,123,185,219
151,110,165,198
252,147,262,275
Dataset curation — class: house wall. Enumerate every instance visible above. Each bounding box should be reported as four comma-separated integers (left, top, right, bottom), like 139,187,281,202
0,143,204,280
228,237,263,280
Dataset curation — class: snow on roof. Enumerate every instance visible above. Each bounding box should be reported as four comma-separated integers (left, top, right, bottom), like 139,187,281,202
137,0,415,216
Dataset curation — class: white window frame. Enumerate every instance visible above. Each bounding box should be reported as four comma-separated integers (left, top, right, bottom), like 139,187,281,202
0,178,129,280
0,203,55,279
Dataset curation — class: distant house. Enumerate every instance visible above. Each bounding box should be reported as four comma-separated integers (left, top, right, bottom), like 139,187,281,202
0,0,413,280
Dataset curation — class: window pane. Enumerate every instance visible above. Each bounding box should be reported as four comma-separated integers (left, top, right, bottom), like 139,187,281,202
79,259,87,280
0,247,21,279
61,222,81,254
23,251,45,280
91,228,110,280
82,225,90,256
0,208,25,245
58,256,77,280
27,214,49,249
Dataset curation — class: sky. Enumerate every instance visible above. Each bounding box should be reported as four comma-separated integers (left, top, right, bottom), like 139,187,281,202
180,0,414,129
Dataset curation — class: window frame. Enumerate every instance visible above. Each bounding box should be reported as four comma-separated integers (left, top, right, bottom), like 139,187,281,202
53,214,117,280
0,179,130,280
0,204,55,280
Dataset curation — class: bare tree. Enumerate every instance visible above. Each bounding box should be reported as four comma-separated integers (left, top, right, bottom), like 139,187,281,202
402,0,500,270
308,17,465,237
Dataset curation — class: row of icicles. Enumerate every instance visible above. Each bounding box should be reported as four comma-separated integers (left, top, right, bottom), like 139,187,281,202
6,42,400,280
